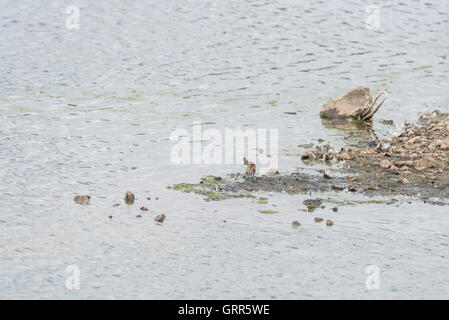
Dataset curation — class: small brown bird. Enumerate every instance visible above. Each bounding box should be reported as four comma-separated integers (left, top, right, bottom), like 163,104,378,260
243,157,256,181
154,214,166,223
74,195,90,205
124,191,135,205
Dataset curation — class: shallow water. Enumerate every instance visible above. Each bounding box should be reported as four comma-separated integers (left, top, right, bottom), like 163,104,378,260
1,0,448,299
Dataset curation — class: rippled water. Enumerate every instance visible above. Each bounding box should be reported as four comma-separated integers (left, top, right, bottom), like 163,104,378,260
1,0,449,299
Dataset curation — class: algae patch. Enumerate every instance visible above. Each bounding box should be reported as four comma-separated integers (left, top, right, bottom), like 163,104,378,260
258,209,279,214
171,175,255,201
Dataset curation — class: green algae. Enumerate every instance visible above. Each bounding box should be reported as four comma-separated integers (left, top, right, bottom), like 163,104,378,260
258,209,279,214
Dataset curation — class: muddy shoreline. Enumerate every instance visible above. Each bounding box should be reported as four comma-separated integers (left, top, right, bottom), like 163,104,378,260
171,111,449,205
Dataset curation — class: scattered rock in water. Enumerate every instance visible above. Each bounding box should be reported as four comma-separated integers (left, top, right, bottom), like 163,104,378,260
112,203,120,207
292,220,301,228
303,199,322,208
326,219,334,227
320,87,387,121
323,172,332,179
124,191,135,205
136,214,142,218
332,207,339,212
381,119,394,125
314,217,324,223
74,195,90,205
154,214,166,223
140,206,149,211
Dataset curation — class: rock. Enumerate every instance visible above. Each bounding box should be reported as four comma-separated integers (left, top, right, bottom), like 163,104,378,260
320,87,386,121
336,152,351,161
380,159,392,169
292,220,301,228
323,172,332,179
301,150,318,161
326,219,334,227
140,206,149,211
314,217,324,223
332,207,338,212
399,177,410,185
74,195,90,205
303,199,322,208
154,214,166,223
124,191,135,205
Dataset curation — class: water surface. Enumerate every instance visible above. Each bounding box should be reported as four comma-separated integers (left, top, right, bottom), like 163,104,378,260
0,0,448,299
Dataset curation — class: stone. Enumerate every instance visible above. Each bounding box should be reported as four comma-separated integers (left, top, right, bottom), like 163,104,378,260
74,195,90,205
320,87,386,121
380,159,392,169
292,220,301,228
124,191,135,205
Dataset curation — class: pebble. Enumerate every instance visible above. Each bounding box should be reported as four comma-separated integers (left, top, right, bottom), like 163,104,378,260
74,195,90,205
154,214,166,223
292,220,301,228
380,159,392,169
124,191,135,205
140,206,149,211
314,217,324,223
326,219,334,227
